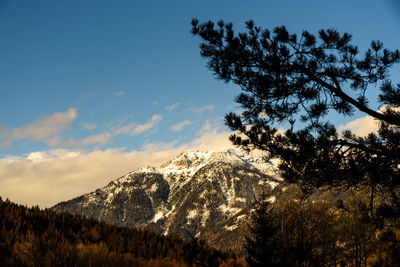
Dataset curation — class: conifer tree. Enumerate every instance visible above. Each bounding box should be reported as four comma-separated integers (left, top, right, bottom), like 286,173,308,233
191,20,400,218
245,200,281,266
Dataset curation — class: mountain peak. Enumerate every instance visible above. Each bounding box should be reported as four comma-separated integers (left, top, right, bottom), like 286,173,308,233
53,149,281,252
136,165,160,174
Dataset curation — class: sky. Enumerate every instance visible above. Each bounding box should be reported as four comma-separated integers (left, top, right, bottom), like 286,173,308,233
1,0,400,207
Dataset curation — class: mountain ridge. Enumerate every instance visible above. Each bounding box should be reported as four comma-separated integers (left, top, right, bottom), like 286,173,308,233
53,149,280,252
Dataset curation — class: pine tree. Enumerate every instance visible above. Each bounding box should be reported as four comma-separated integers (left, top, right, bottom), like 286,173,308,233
191,20,400,219
245,199,281,267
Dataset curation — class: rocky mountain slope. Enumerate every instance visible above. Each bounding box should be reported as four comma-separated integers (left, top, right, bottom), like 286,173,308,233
53,149,280,252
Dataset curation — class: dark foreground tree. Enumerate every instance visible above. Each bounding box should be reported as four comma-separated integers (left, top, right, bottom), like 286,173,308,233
191,20,400,220
245,199,281,266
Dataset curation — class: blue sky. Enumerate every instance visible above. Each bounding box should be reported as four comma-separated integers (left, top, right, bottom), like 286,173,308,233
1,0,400,207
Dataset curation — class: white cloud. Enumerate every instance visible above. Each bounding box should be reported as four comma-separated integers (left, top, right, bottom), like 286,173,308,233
115,91,125,97
196,119,222,136
70,133,112,146
0,130,236,208
0,108,77,149
337,107,396,137
0,112,166,150
338,115,379,137
337,106,400,137
190,131,234,152
83,123,97,130
108,115,162,137
51,114,162,147
111,122,137,136
80,133,112,146
45,132,113,148
132,114,162,135
170,120,192,132
141,139,180,152
165,102,180,111
190,105,215,113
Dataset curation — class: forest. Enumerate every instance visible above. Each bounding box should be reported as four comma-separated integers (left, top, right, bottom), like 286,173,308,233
246,183,400,266
0,197,247,267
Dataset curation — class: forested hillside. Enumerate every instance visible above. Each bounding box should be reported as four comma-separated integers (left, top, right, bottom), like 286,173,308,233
0,197,246,267
245,184,400,266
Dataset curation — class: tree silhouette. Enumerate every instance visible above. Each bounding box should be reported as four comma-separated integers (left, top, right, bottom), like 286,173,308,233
245,199,282,267
191,19,400,218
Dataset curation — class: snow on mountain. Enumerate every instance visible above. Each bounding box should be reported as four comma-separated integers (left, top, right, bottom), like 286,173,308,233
53,149,280,252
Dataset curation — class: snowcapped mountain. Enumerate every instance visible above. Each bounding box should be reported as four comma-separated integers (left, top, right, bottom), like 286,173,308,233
53,149,280,252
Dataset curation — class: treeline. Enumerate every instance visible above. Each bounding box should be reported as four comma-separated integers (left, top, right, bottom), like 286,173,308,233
246,185,400,266
0,197,247,267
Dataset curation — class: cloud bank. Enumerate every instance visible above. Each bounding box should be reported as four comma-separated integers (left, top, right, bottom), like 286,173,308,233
0,130,234,208
0,105,389,208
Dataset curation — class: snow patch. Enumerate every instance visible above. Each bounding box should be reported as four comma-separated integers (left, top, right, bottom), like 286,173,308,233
151,211,164,223
201,210,210,226
160,150,213,177
267,196,276,203
187,209,198,219
225,224,238,231
236,197,246,203
268,181,280,189
236,214,247,221
150,183,158,192
229,207,241,215
105,192,115,204
218,204,229,213
218,204,241,215
165,205,175,217
137,165,160,174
